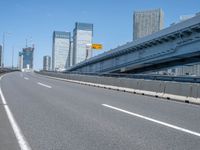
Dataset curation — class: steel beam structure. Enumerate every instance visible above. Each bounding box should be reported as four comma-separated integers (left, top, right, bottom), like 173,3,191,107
67,15,200,74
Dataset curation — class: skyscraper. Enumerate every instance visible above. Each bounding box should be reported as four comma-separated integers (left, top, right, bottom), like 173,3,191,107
22,47,34,69
73,22,93,65
52,31,70,71
133,9,164,40
18,52,23,70
43,55,51,71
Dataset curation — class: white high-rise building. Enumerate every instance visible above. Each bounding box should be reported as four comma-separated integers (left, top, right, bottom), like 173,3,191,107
133,9,164,40
73,22,93,65
43,56,51,71
52,31,70,71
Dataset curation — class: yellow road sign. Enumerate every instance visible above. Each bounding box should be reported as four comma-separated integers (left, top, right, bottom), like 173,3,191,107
92,44,103,49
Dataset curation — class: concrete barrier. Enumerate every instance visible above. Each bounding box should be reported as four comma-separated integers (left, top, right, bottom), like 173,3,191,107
189,84,198,98
190,84,200,104
118,78,139,89
198,84,200,98
162,82,193,102
134,80,165,96
165,82,192,97
36,71,200,105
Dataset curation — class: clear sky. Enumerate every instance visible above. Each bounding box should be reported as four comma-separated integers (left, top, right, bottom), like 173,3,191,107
0,0,200,69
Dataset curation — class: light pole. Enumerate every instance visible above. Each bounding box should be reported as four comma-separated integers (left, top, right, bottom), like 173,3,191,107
2,33,5,68
12,46,14,69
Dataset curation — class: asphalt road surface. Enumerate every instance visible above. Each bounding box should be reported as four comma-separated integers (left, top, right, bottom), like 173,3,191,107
1,72,200,150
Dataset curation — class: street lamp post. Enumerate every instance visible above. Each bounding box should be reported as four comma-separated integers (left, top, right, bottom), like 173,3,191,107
2,33,5,68
12,46,14,69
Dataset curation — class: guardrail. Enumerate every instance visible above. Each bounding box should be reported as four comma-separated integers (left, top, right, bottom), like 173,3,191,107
36,71,200,105
0,68,20,75
45,71,200,83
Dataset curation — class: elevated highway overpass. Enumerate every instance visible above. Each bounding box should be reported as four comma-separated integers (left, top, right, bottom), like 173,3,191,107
67,14,200,73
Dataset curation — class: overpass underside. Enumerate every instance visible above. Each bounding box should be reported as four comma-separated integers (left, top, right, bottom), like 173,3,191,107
113,52,200,74
67,15,200,74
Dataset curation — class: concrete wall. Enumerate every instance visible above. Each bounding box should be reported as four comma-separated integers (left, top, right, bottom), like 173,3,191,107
36,71,200,105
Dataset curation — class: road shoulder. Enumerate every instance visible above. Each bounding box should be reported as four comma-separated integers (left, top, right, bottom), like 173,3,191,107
0,105,20,150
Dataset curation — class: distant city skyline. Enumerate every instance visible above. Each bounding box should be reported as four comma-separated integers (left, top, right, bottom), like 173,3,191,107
0,0,200,69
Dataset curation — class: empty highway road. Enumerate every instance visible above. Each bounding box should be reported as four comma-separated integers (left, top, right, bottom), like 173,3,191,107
1,72,200,150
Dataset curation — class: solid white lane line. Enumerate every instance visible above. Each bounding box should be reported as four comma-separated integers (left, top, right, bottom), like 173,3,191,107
0,76,32,150
37,82,52,88
24,77,29,80
102,104,200,137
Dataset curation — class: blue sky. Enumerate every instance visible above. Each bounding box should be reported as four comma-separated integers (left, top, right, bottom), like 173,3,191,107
0,0,200,69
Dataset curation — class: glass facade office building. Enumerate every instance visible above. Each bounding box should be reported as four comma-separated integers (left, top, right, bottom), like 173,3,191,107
52,31,71,71
22,47,34,69
133,9,164,40
73,22,93,65
43,55,51,71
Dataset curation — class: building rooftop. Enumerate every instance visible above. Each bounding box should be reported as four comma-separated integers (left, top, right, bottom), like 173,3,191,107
53,31,71,39
75,22,93,31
